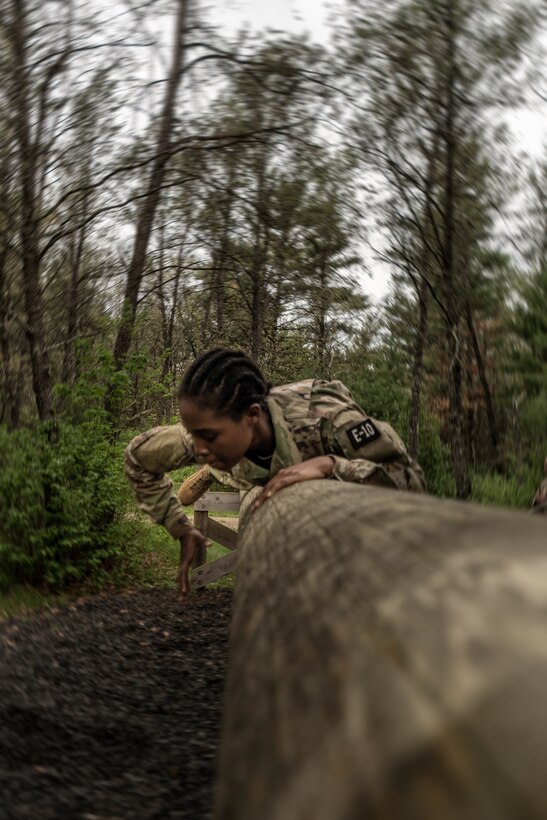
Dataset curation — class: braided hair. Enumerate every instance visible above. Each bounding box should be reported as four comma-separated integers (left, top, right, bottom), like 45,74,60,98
177,348,272,419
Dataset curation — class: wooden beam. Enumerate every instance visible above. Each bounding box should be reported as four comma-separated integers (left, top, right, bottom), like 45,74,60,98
192,509,209,569
194,492,241,512
215,481,547,820
207,518,238,551
191,550,238,589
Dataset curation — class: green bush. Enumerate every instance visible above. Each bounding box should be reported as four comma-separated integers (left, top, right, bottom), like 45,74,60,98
415,415,455,498
519,392,547,463
471,471,536,510
0,422,132,588
344,359,409,434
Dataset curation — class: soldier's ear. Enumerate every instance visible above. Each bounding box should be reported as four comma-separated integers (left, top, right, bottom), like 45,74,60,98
246,403,262,425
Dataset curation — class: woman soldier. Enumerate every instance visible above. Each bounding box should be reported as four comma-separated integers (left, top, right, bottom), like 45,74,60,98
125,348,426,597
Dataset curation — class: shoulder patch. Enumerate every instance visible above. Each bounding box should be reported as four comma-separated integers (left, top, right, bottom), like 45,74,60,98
346,418,381,449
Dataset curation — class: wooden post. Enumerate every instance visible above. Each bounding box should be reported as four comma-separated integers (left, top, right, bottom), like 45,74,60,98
190,492,240,585
192,509,209,569
214,481,547,820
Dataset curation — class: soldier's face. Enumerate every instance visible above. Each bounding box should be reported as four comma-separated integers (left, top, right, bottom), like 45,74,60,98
179,399,259,470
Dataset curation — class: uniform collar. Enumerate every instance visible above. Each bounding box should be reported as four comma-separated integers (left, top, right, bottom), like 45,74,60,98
266,392,302,473
218,393,302,486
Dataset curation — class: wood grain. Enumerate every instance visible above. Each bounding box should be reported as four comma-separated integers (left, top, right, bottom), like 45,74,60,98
191,551,238,589
192,509,209,569
194,492,241,512
214,481,547,820
207,518,238,551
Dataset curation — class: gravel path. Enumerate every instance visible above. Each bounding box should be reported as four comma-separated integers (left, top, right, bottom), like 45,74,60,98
0,588,232,820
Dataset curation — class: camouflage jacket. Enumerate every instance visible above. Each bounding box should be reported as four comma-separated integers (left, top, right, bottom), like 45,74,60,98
124,378,426,539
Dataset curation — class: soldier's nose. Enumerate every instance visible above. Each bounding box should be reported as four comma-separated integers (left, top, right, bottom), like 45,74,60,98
193,440,210,458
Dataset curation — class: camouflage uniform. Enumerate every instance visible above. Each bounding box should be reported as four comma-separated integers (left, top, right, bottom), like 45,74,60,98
124,378,426,539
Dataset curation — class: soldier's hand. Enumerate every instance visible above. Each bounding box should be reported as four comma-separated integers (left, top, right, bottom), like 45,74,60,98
252,456,335,511
177,528,212,599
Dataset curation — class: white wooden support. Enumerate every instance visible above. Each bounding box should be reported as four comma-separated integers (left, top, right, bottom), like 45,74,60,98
191,492,240,588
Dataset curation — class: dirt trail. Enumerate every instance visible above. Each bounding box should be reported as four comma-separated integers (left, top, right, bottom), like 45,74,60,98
0,588,232,820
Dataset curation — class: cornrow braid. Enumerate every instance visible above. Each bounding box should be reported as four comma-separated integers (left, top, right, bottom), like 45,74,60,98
177,348,272,419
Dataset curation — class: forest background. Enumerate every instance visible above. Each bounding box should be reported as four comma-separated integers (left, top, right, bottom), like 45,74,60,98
0,0,545,596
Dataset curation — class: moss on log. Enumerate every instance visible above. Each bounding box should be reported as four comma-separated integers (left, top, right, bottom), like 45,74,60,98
214,481,547,820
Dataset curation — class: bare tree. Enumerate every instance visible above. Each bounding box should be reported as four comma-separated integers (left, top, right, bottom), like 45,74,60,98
107,0,189,417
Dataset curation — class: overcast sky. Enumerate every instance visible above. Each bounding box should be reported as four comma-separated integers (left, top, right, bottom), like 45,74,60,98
212,0,331,42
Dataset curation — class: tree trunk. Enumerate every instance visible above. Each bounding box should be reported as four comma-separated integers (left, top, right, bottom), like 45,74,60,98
315,261,329,378
250,266,263,362
465,299,498,456
157,238,183,421
446,325,470,496
107,0,188,415
11,0,54,422
249,219,269,362
61,206,89,387
439,5,470,498
216,480,547,820
214,172,235,339
408,274,429,459
0,258,21,428
0,147,20,428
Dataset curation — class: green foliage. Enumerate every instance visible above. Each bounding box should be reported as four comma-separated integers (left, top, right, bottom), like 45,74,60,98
0,421,132,588
469,390,545,510
505,390,547,492
54,340,118,424
415,415,456,498
342,355,410,434
510,268,547,396
471,472,536,510
520,391,547,447
0,585,73,620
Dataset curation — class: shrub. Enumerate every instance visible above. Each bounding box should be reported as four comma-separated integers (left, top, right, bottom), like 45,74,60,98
471,472,536,510
0,422,132,588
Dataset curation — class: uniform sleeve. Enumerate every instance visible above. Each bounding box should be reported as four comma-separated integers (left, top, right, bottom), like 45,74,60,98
322,407,426,493
124,424,197,538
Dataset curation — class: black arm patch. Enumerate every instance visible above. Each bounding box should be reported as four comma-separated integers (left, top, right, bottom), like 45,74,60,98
346,418,381,450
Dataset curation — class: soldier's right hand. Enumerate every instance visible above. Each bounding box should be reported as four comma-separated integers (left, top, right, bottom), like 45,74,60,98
177,528,212,599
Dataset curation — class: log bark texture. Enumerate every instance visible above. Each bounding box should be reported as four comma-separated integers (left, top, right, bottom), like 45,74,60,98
214,481,547,820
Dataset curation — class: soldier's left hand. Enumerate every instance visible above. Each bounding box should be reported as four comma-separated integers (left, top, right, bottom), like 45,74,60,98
177,527,212,599
252,456,335,511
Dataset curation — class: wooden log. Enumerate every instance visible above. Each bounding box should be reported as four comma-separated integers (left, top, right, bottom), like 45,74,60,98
214,481,547,820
